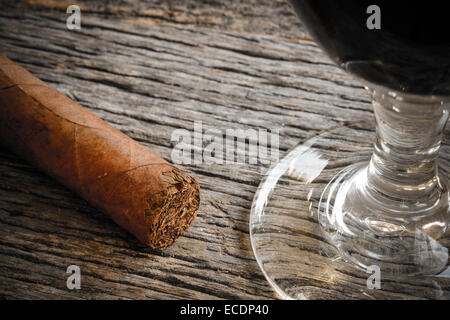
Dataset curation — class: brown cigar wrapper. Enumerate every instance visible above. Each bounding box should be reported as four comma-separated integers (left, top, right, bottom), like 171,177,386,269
0,55,200,249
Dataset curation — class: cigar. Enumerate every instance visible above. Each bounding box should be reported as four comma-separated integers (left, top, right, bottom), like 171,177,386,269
0,55,200,249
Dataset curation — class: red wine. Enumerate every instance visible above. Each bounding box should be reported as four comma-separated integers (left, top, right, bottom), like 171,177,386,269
290,1,450,95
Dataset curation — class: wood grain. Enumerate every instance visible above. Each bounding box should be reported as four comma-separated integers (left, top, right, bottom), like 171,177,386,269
2,0,443,300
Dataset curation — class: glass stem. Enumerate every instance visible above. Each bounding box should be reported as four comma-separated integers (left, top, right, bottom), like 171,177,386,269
365,88,449,206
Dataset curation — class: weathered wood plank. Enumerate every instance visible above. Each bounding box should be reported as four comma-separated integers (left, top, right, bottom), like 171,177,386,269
4,0,310,39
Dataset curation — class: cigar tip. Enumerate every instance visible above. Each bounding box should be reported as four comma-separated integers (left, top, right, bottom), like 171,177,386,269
145,168,200,249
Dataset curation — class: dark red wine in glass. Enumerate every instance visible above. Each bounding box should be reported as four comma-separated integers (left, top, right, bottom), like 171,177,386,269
290,0,450,95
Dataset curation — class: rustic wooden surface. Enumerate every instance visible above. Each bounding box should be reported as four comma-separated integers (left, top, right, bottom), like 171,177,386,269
0,0,417,299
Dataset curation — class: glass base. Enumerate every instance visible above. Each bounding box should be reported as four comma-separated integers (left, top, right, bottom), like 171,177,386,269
250,120,450,299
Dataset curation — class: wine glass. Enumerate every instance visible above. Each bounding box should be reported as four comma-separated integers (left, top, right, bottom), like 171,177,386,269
250,1,450,299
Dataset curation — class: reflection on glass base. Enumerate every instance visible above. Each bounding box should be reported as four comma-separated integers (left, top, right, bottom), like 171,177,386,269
250,120,450,299
319,163,449,277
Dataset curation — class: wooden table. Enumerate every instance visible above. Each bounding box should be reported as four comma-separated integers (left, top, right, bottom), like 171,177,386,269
0,0,379,299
